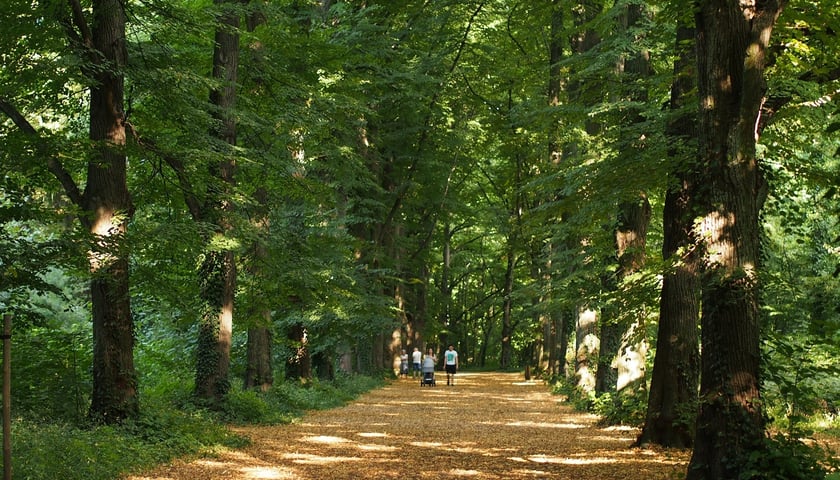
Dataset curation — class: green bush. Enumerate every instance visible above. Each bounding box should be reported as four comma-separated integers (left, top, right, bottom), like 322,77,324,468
592,391,647,427
736,434,839,480
219,387,296,424
13,327,92,423
8,347,385,480
10,408,245,480
550,378,595,411
267,373,385,415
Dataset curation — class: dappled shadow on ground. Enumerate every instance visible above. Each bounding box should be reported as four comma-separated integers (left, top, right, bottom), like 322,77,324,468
126,372,689,480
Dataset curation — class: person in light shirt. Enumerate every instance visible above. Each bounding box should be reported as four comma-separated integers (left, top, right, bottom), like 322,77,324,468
444,345,458,386
411,347,422,378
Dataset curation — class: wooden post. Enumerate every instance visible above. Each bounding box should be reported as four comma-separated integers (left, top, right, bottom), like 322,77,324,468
3,314,10,480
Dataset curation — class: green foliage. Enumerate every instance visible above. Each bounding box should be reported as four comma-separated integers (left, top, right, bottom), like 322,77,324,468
264,374,386,418
592,391,648,427
763,334,840,437
8,268,92,422
551,373,647,427
735,434,839,480
11,409,245,480
2,0,840,477
13,326,92,422
550,377,595,412
219,387,294,424
10,370,383,479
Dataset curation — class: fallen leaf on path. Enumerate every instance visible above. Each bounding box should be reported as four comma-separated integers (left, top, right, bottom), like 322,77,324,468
126,372,690,480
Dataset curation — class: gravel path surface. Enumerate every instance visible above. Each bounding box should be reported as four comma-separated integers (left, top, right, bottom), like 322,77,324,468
126,372,689,480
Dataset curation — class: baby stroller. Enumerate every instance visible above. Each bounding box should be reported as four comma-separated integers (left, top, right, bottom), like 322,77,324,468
420,369,436,387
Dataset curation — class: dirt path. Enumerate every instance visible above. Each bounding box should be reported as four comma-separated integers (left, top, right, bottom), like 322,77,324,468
127,372,690,480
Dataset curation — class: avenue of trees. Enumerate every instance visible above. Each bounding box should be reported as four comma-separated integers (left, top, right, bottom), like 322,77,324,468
2,0,840,478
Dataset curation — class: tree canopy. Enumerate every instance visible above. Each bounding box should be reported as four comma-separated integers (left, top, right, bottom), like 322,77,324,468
2,0,840,478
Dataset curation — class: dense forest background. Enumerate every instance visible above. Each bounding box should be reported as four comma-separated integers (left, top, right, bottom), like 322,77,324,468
2,0,840,478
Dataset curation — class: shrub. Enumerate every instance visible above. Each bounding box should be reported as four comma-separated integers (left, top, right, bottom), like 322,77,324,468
10,406,246,480
592,391,647,427
736,434,839,480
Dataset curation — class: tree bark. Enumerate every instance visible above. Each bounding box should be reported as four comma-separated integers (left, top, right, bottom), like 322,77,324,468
79,0,138,422
285,323,311,380
243,186,273,390
194,0,242,402
538,0,563,379
239,0,273,394
595,3,653,397
686,0,783,477
195,250,235,399
569,0,602,391
575,308,598,393
245,318,273,391
614,196,651,393
1,81,137,423
499,250,515,369
637,22,700,449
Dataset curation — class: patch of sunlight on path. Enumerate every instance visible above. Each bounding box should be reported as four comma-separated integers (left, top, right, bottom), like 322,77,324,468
124,372,689,480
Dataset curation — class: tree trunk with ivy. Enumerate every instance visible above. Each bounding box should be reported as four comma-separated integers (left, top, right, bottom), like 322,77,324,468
194,0,241,402
686,0,783,477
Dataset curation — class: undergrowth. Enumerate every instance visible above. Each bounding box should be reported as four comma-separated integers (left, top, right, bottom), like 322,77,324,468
7,373,385,479
549,375,840,479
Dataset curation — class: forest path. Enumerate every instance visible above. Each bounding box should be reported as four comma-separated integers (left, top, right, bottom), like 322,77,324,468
127,372,689,480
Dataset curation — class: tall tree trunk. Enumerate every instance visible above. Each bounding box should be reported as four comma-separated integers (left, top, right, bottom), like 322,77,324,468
499,250,516,369
597,196,651,395
194,0,242,402
596,3,652,397
245,321,272,391
83,0,137,422
613,195,651,393
195,250,235,399
557,309,572,378
575,308,598,393
537,0,565,379
637,22,700,449
285,323,311,380
614,4,652,395
405,264,428,352
569,0,602,390
479,306,494,368
0,0,137,418
240,0,273,394
243,187,272,390
686,0,783,477
595,311,621,394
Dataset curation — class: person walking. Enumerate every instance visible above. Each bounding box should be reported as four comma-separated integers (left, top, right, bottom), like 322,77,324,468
444,345,458,386
399,349,409,378
411,347,422,378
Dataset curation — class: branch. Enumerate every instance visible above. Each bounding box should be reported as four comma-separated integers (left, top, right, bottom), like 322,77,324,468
377,1,488,245
0,97,84,207
759,67,840,134
506,1,528,57
67,0,93,49
125,122,204,221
